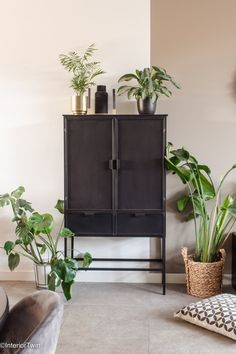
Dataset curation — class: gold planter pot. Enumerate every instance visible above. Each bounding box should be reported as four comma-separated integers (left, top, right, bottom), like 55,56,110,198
71,95,87,115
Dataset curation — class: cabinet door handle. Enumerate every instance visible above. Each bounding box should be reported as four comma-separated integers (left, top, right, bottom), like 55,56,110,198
116,159,120,170
133,212,146,217
83,212,95,216
109,160,120,170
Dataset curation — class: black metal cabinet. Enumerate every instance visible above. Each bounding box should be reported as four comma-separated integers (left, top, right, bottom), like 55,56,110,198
64,114,166,294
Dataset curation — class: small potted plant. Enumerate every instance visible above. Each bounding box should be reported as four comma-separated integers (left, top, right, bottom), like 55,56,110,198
165,143,236,297
117,66,180,114
0,186,92,300
60,43,105,115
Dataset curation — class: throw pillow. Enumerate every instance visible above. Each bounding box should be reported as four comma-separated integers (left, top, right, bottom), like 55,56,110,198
174,293,236,340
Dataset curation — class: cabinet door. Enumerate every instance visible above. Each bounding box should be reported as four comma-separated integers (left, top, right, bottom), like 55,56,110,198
117,117,164,210
65,118,112,210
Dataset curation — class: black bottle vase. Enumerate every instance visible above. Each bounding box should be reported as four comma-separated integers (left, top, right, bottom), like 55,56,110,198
137,97,157,115
95,85,108,113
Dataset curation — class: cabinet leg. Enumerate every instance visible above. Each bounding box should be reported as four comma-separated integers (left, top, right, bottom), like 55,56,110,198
162,238,166,295
64,237,67,257
162,269,166,295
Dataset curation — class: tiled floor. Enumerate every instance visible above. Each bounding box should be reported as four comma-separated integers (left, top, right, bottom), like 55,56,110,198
1,282,236,354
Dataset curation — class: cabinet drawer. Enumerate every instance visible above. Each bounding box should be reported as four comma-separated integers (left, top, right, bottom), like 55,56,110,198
66,212,113,235
117,212,163,236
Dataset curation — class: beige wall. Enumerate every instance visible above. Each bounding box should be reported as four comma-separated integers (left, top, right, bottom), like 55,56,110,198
0,0,151,281
1,0,235,281
151,0,236,272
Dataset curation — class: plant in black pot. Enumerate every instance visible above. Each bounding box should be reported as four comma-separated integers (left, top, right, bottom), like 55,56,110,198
0,186,92,300
117,66,180,114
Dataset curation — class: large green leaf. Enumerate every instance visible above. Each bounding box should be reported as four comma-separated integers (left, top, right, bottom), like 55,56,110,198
11,186,25,199
198,165,211,174
15,222,34,246
18,199,34,213
51,259,66,280
64,257,78,269
8,253,20,271
191,195,206,217
61,281,73,301
118,73,139,83
29,213,53,234
170,148,190,161
64,267,77,283
165,157,192,183
51,258,77,283
193,172,215,199
177,196,190,212
117,85,135,96
59,228,75,238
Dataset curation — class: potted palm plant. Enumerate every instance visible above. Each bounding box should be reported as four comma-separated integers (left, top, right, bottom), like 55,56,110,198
117,66,180,114
0,186,92,300
60,43,105,115
165,143,236,297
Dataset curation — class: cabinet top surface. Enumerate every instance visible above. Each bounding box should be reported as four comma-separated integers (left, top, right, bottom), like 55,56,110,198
63,114,167,120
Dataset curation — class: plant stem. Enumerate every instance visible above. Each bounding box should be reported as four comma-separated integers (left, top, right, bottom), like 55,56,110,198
37,235,54,254
55,218,64,251
18,251,40,263
46,232,56,257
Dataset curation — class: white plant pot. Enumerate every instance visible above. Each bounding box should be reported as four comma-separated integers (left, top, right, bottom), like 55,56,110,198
34,263,50,289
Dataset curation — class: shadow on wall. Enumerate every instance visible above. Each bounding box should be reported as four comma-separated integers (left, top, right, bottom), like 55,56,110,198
166,190,189,222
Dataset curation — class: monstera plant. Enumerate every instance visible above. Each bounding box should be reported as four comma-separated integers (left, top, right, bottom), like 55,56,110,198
0,186,92,300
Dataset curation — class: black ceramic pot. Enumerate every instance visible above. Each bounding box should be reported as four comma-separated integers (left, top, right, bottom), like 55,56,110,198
137,97,157,115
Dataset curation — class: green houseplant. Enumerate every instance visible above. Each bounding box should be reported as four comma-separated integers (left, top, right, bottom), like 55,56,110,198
60,43,105,115
117,66,180,114
0,186,92,300
165,143,236,297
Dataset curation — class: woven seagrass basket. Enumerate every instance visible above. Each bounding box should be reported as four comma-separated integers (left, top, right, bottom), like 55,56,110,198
181,247,226,298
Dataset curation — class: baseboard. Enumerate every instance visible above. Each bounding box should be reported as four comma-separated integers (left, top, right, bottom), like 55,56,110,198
0,271,35,281
0,271,231,285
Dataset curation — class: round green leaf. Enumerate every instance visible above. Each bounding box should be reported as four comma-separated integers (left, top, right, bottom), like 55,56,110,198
4,241,14,254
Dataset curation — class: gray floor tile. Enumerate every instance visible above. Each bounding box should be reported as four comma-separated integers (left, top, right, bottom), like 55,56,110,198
1,281,236,354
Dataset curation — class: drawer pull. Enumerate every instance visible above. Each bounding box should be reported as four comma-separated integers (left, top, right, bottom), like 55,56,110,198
133,212,146,217
83,212,95,216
